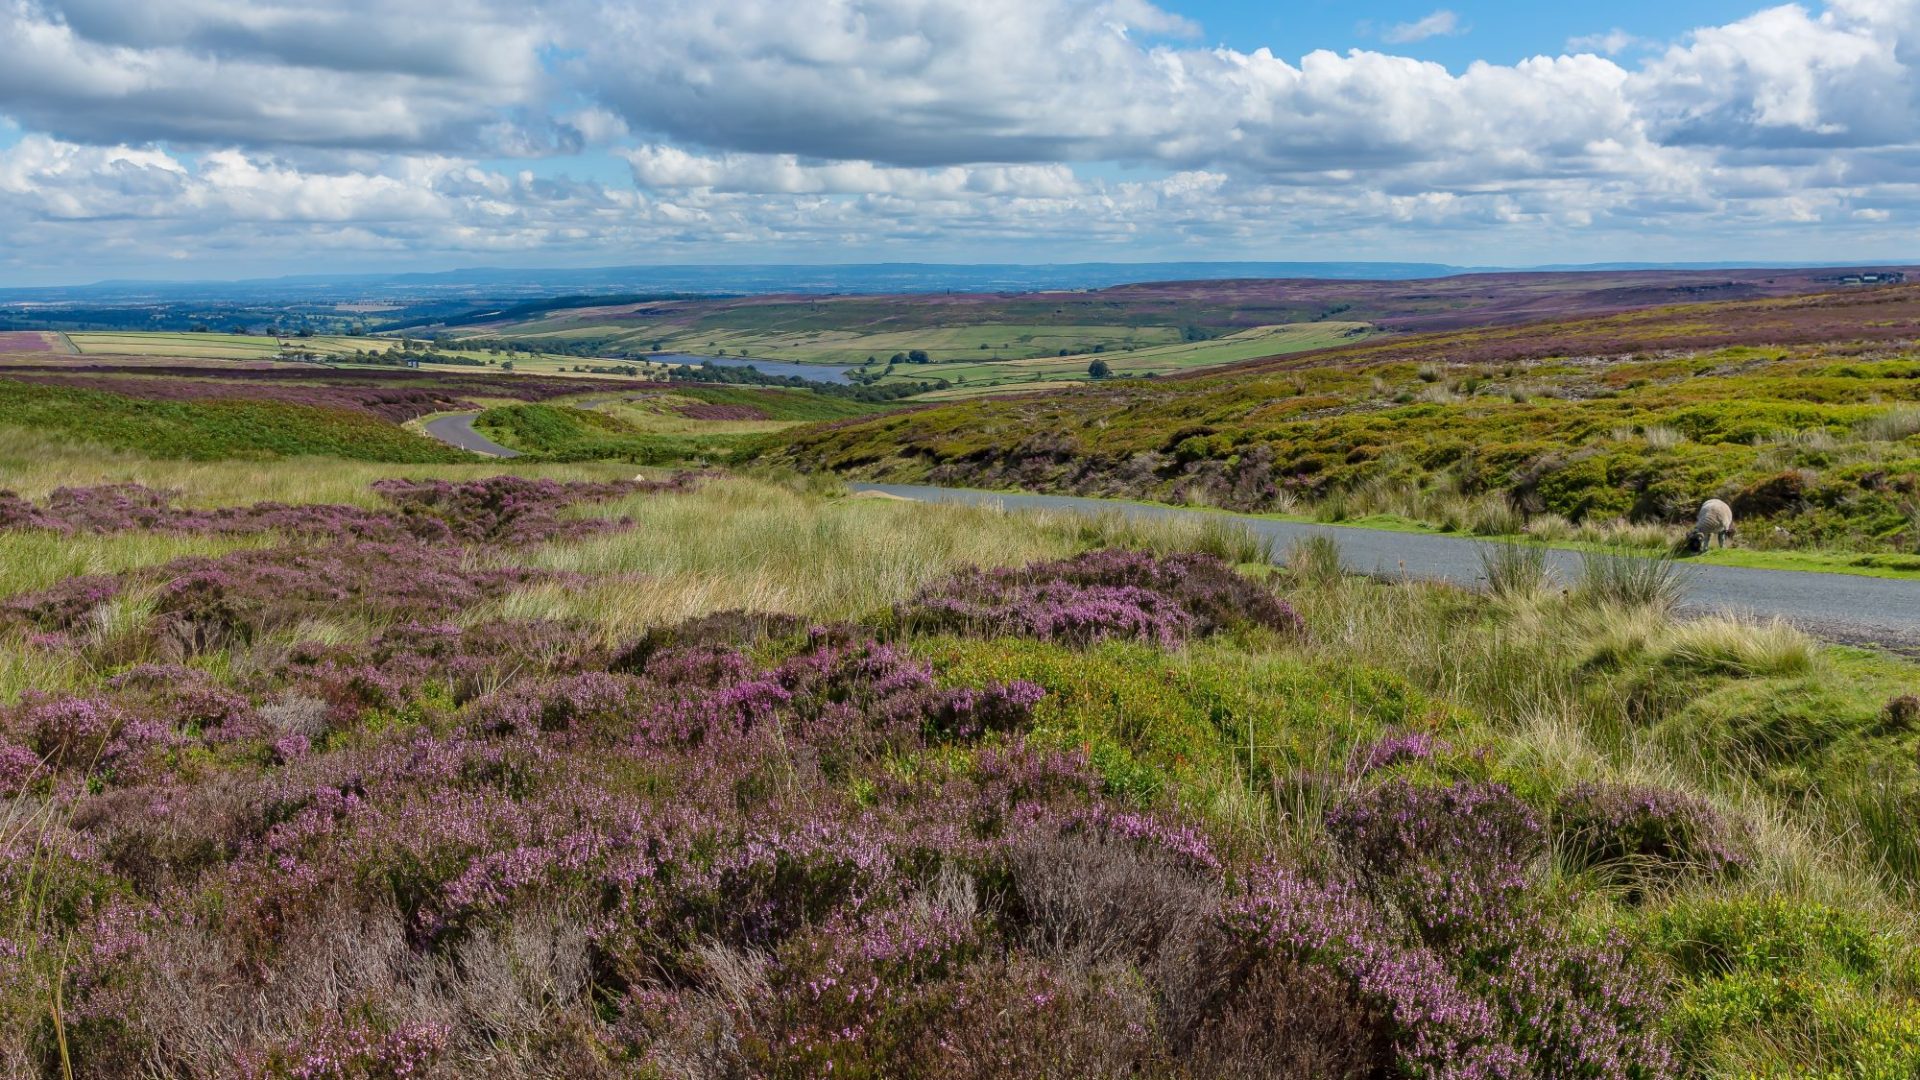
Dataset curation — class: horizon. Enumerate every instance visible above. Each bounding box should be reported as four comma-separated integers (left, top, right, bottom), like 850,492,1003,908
7,257,1920,298
3,0,1918,285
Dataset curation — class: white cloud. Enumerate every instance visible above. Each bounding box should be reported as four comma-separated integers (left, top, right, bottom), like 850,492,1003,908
1567,29,1640,55
1,0,1918,279
621,145,1084,198
0,0,553,151
1381,10,1464,45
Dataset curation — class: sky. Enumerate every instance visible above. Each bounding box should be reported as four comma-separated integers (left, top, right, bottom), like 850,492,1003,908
0,0,1915,285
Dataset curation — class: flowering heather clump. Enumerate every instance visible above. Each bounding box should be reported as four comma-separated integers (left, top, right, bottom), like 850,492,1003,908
5,691,174,781
898,548,1302,646
136,543,548,655
0,482,426,542
0,740,42,793
236,1013,450,1080
0,472,704,545
1317,780,1674,1078
1349,729,1452,776
371,472,701,545
1,572,119,632
1328,778,1544,939
1555,782,1749,883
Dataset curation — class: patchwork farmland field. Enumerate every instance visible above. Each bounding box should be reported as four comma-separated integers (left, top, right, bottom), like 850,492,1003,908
436,266,1906,392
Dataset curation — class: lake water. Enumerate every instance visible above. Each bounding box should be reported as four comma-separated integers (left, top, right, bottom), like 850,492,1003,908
649,353,855,385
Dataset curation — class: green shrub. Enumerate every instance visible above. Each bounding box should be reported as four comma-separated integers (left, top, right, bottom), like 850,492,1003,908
1643,895,1920,1077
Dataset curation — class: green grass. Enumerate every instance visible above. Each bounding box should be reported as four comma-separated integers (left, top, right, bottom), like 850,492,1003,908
473,403,737,464
0,379,472,463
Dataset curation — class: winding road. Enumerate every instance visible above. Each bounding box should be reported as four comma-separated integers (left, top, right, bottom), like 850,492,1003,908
409,402,1920,651
423,412,519,458
853,483,1920,653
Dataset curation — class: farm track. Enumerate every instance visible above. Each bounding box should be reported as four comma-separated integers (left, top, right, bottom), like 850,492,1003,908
855,483,1920,654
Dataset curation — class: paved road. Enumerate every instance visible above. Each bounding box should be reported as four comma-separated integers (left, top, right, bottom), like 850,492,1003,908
855,482,1920,652
423,413,520,458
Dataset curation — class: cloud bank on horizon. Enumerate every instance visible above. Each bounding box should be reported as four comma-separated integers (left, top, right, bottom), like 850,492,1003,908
0,0,1914,282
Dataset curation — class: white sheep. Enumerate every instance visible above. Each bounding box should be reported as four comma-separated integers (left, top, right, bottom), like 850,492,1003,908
1687,498,1735,553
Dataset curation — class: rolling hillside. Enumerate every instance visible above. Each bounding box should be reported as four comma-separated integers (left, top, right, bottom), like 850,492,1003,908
766,285,1920,553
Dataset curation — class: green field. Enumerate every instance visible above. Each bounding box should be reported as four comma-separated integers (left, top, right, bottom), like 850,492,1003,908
460,301,1382,391
68,331,389,359
881,322,1374,392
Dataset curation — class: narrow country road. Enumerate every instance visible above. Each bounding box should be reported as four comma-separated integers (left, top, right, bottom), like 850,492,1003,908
423,412,520,458
854,483,1920,653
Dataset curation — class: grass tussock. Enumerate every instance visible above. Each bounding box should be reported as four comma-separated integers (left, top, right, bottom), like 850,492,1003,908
1283,533,1344,587
1479,540,1554,601
1577,547,1692,613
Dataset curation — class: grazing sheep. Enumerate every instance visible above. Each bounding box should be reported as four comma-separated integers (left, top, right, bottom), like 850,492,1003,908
1687,499,1735,553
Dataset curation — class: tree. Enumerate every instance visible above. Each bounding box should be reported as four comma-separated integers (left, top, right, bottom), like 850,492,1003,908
1088,358,1112,379
907,350,930,364
501,360,515,372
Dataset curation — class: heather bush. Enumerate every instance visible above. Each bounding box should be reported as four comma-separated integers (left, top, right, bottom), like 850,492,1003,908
1347,729,1453,777
371,472,700,545
1321,780,1675,1077
1555,783,1749,887
897,548,1302,646
0,473,702,547
1328,779,1544,942
2,573,120,633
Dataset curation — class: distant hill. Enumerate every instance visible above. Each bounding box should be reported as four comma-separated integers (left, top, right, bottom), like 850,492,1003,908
7,260,1912,307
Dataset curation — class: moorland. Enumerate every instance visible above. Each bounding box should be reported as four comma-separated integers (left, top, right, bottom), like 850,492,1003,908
0,272,1917,1077
774,285,1920,565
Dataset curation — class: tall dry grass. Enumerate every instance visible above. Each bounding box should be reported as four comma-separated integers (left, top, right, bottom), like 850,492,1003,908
490,477,1271,642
